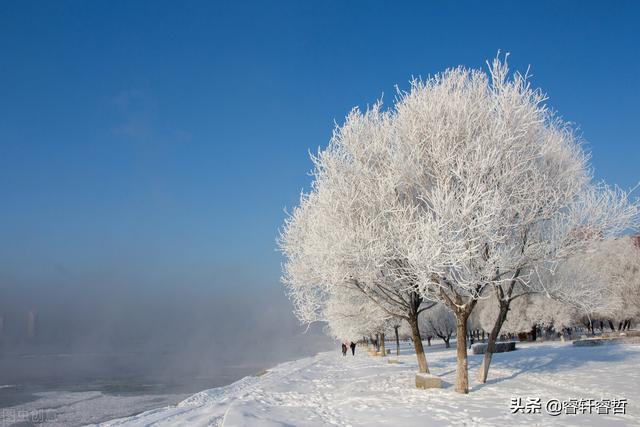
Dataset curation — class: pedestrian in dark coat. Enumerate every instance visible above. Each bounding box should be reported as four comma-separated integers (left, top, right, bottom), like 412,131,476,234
350,341,356,356
341,343,347,356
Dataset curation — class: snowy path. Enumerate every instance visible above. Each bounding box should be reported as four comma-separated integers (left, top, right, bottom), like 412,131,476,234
98,341,640,426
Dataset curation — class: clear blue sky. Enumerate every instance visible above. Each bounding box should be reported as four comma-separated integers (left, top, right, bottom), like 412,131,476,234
1,1,639,297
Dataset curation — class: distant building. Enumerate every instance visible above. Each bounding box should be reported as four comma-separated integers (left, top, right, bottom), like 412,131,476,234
27,309,37,339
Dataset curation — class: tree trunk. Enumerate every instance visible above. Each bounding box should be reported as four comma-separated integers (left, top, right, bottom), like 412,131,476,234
380,333,386,356
608,320,615,331
427,336,432,346
478,302,509,384
394,326,400,356
444,337,450,348
455,314,470,394
409,316,429,373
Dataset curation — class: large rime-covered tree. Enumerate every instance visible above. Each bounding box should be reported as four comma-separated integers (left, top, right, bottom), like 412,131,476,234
280,54,638,394
388,57,637,392
279,104,435,374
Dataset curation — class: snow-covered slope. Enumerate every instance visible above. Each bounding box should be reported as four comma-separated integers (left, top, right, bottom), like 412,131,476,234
98,341,640,426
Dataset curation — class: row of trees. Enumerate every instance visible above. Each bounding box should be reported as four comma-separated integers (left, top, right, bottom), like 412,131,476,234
279,55,639,393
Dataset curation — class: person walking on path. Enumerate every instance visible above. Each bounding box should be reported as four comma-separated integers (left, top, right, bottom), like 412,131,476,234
341,343,347,356
350,341,356,356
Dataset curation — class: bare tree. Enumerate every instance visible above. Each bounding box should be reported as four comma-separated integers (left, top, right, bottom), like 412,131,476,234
420,304,456,348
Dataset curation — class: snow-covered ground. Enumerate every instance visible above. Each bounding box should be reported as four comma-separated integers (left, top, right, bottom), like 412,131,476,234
98,340,640,426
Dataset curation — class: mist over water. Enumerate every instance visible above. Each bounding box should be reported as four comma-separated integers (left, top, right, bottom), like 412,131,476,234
0,271,333,423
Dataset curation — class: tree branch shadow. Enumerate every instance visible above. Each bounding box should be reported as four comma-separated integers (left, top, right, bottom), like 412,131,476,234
469,342,632,392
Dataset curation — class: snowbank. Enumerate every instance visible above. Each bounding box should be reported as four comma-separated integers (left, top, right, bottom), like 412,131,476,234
97,341,640,426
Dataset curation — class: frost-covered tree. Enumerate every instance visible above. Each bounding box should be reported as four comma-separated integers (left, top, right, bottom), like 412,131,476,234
594,237,640,327
420,304,456,348
324,287,390,343
477,293,578,338
385,56,637,390
279,104,436,373
551,236,640,331
280,54,638,394
476,189,637,383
